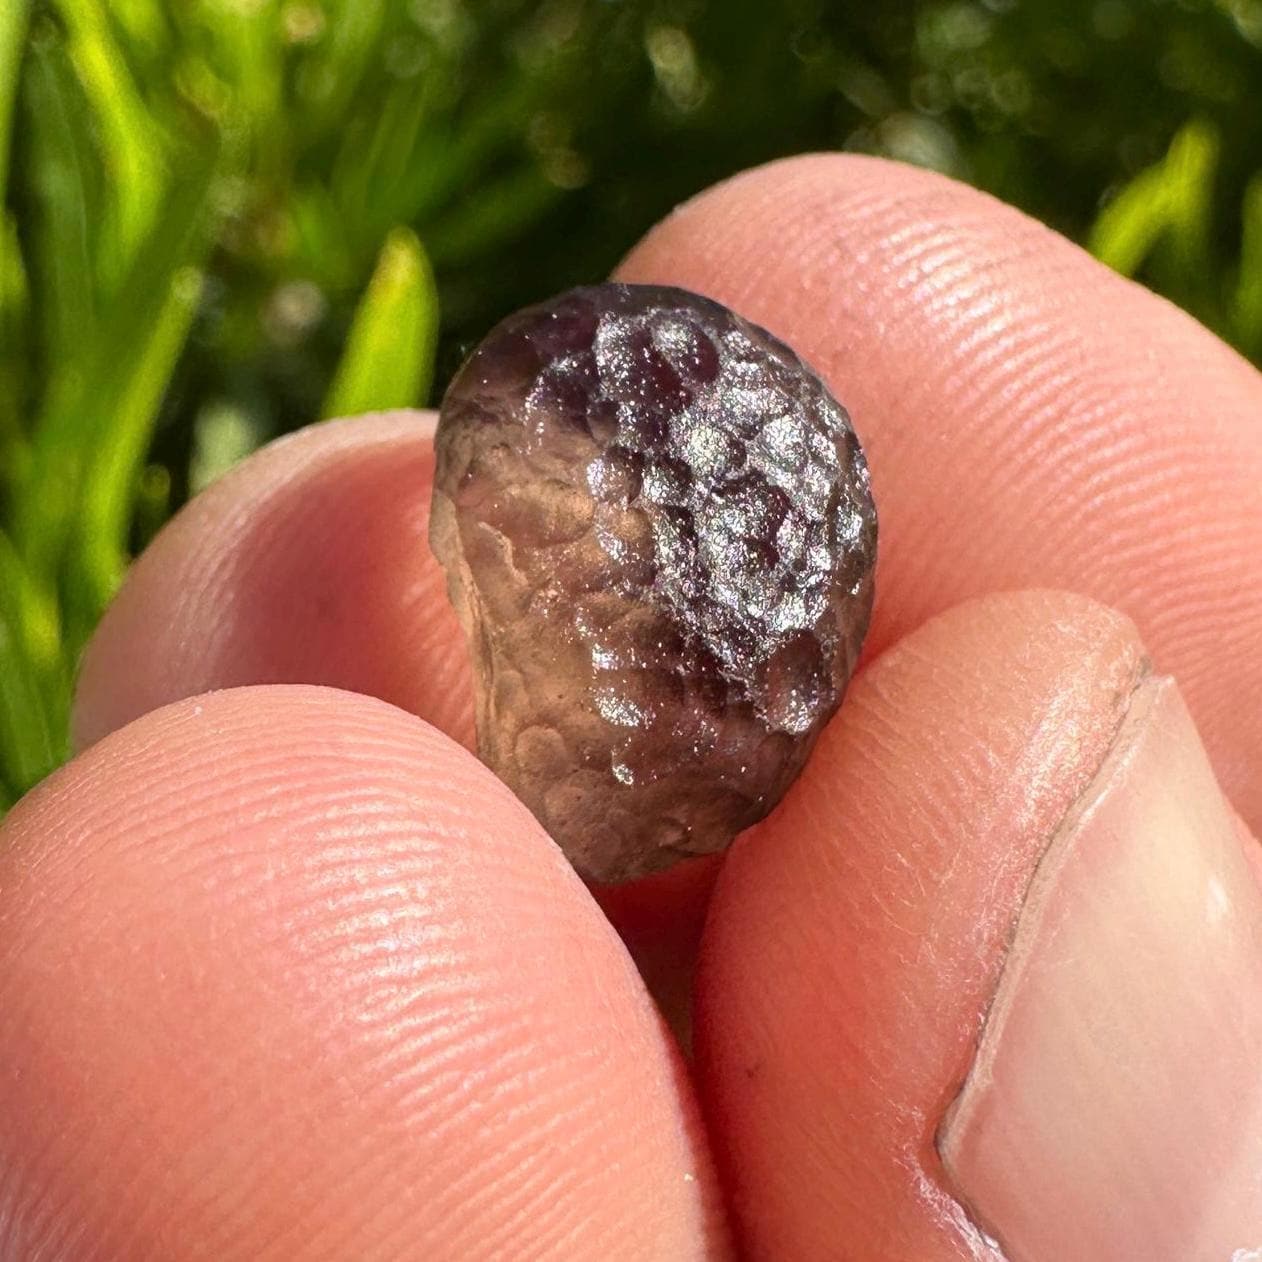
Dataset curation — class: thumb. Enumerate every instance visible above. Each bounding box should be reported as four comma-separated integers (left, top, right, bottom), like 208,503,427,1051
695,590,1262,1260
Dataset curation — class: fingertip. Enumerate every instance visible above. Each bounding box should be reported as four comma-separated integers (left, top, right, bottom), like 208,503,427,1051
2,686,727,1259
936,674,1262,1257
695,589,1150,1259
72,410,473,754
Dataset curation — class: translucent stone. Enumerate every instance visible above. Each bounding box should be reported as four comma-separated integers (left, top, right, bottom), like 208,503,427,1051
430,283,877,882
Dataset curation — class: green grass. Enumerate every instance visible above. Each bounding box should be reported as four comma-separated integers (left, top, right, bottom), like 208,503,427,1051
2,0,1261,811
321,226,439,421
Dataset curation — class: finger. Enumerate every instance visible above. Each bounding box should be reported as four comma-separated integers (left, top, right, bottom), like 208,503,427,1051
695,590,1262,1259
616,153,1262,828
70,409,716,996
73,411,474,753
0,688,728,1260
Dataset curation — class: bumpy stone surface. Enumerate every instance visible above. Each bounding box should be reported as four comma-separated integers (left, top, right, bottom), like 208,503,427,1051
430,283,877,882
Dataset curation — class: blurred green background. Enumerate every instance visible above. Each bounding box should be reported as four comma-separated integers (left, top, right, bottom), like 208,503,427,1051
0,0,1260,811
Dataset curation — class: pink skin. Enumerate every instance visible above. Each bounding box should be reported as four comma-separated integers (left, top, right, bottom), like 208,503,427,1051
2,155,1259,1257
938,676,1262,1258
0,690,727,1258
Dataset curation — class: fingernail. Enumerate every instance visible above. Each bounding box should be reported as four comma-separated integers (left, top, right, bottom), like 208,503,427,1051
938,676,1262,1260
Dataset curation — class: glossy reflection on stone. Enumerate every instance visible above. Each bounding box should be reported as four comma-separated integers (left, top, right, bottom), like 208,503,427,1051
430,283,877,882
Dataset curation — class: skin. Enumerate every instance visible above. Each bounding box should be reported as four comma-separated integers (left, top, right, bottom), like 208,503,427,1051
2,154,1260,1258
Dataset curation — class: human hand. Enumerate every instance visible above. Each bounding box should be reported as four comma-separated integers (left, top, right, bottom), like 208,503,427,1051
3,155,1261,1260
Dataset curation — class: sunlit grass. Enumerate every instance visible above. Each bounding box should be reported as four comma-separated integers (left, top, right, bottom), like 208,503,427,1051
322,226,439,421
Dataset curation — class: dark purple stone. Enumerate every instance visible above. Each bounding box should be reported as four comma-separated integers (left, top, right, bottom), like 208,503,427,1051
430,283,877,882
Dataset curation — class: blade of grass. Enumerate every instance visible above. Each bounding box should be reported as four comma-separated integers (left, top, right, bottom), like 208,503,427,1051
0,527,63,703
0,212,29,464
0,6,29,458
0,0,31,211
321,227,439,419
0,625,57,801
74,264,204,619
0,213,27,340
1161,120,1218,281
201,0,282,118
331,78,539,264
107,0,169,62
330,79,436,257
386,81,541,231
15,147,216,598
1088,120,1219,287
22,38,97,393
425,165,561,266
296,0,389,135
54,0,165,286
1088,163,1169,278
0,529,62,799
186,0,285,175
289,181,356,289
1234,174,1262,360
